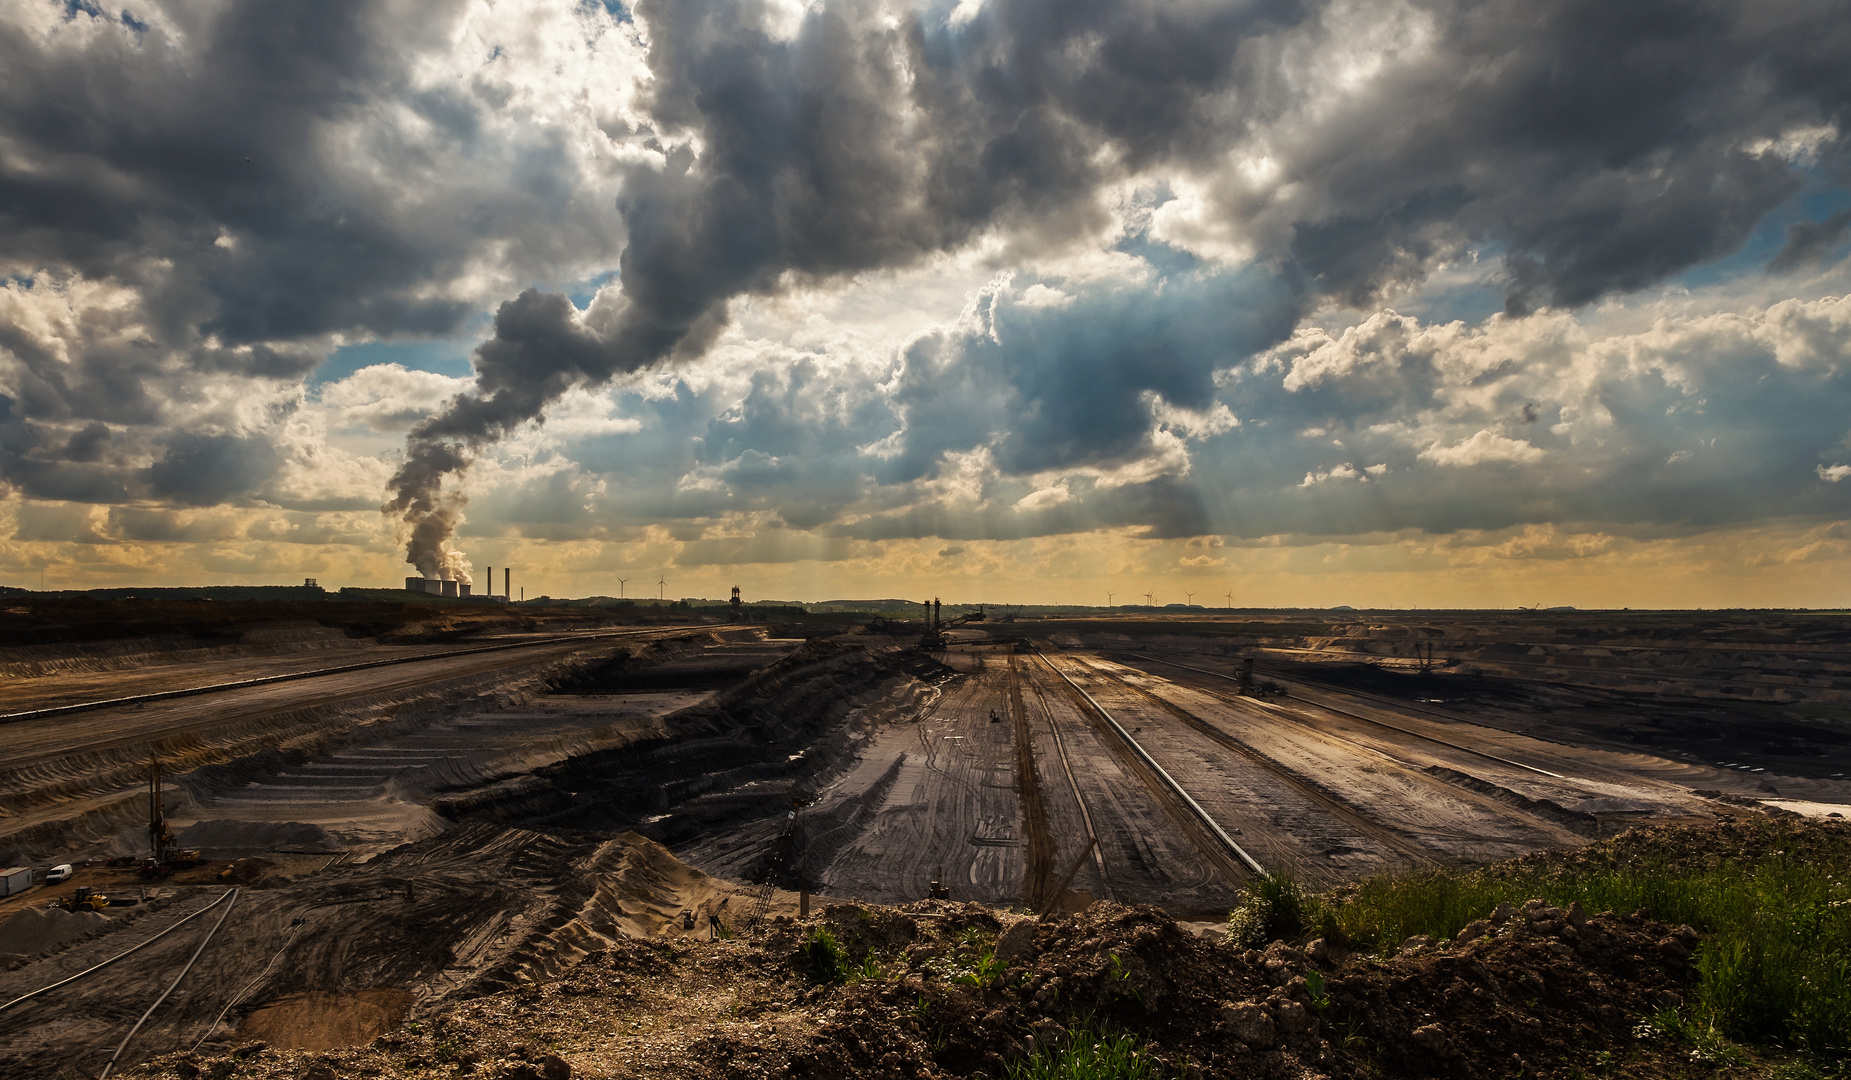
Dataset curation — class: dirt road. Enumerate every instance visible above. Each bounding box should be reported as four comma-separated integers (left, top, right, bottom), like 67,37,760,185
0,628,709,862
780,644,1727,913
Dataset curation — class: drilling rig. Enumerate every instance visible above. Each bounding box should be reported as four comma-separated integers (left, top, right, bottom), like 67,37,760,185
140,760,201,878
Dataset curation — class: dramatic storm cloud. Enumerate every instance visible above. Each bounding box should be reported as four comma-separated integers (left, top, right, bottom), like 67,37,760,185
2,0,1849,602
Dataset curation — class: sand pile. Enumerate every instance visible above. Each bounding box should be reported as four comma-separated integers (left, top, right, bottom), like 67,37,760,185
236,990,413,1052
0,905,107,960
599,830,758,939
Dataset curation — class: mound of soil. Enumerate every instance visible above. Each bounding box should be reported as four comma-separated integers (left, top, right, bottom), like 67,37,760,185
120,901,1697,1080
0,906,107,958
125,818,1851,1080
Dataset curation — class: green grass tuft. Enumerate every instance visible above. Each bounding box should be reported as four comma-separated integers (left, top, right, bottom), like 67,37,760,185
803,925,847,984
1225,872,1321,947
1007,1024,1162,1080
1322,848,1851,1055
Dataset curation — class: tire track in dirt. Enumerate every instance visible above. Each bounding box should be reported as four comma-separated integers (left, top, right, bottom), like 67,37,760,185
1032,654,1252,895
826,671,1019,903
1006,657,1056,910
1069,657,1444,872
1017,657,1112,905
1108,657,1603,849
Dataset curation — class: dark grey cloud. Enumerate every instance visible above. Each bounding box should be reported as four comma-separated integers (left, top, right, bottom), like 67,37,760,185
1246,0,1848,312
144,431,283,507
1,1,627,521
826,472,1214,543
0,395,132,504
0,391,289,510
1,3,459,341
872,264,1294,483
1769,210,1851,272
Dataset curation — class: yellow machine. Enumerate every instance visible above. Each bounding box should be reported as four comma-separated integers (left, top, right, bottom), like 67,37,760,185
57,886,108,912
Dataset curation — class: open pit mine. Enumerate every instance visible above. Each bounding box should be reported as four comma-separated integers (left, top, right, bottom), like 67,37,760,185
0,597,1847,1079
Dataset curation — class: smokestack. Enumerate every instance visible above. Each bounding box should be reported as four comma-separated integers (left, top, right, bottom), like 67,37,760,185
504,567,510,601
486,567,491,597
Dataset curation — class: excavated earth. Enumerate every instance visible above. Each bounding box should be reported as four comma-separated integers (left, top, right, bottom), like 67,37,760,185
98,817,1851,1080
4,607,1851,1078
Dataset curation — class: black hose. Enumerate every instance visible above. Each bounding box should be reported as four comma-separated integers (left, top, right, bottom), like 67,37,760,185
0,889,238,1016
97,888,239,1079
189,917,303,1052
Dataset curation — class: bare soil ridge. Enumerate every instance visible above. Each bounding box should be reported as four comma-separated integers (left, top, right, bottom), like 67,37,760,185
106,817,1851,1080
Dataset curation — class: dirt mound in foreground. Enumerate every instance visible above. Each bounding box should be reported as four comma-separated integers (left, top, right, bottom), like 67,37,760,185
120,821,1851,1080
122,901,1702,1080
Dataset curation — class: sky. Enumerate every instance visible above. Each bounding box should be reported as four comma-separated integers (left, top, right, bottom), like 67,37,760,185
1,0,1850,608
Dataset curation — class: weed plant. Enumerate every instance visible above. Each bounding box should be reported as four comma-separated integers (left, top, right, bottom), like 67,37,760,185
1006,1024,1161,1080
1224,873,1317,947
1634,1006,1748,1067
847,948,889,984
952,949,1009,989
921,931,1009,989
803,925,846,984
1321,850,1851,1057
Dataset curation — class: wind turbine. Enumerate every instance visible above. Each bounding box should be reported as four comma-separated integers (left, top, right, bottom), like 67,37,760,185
1106,591,1114,608
1185,591,1195,607
657,576,667,601
1144,591,1154,607
1225,590,1233,609
617,577,629,598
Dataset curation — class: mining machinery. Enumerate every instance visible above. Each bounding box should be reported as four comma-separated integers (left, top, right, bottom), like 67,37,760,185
142,761,201,876
56,886,109,913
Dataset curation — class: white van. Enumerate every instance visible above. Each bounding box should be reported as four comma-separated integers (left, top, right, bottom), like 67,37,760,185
45,864,72,885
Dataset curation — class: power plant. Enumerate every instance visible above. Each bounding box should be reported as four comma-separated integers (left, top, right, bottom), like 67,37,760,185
403,565,511,600
404,577,470,597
